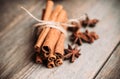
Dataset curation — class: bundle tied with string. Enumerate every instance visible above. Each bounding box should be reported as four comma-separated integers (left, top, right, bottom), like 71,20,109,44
21,0,68,68
21,0,87,68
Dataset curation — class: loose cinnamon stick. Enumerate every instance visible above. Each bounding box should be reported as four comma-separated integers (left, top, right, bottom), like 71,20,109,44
42,9,66,61
42,5,63,58
34,0,54,52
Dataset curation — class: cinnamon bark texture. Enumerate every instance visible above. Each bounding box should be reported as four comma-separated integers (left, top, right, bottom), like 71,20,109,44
34,0,54,52
55,34,65,59
42,5,62,57
54,13,67,59
54,15,67,67
42,8,66,60
55,58,63,66
47,61,55,68
36,54,43,64
47,10,67,67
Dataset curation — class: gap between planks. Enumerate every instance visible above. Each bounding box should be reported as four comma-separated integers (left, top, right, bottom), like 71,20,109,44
93,41,120,79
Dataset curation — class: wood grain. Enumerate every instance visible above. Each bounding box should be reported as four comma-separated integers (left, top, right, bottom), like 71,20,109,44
95,42,120,79
0,0,120,79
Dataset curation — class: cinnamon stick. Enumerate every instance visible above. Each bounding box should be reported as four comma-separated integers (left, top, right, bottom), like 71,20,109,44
47,61,55,68
42,5,63,58
36,54,43,64
34,0,54,52
42,9,66,61
54,13,67,67
54,14,68,59
55,58,63,66
55,33,65,59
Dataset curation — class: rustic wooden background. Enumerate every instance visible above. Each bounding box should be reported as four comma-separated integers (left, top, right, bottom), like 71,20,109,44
0,0,120,79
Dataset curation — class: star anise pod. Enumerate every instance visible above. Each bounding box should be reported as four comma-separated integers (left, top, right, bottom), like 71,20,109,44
80,13,89,27
70,31,82,45
83,30,99,43
67,21,81,32
64,44,81,63
90,31,99,40
70,30,99,45
83,30,94,43
80,14,99,27
88,19,99,27
70,31,89,45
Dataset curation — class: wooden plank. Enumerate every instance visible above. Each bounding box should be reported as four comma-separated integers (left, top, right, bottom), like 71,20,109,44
0,0,120,79
0,1,45,79
95,42,120,79
0,0,45,32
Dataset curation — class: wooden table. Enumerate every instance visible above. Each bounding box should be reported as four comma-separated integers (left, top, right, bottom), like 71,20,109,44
0,0,120,79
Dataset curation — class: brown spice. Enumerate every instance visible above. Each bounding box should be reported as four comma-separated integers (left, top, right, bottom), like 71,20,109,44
88,19,99,27
67,21,81,32
36,53,43,64
55,14,67,59
81,14,89,27
47,60,55,68
83,30,99,43
64,44,81,63
70,30,99,45
55,58,63,66
81,14,99,27
70,32,82,45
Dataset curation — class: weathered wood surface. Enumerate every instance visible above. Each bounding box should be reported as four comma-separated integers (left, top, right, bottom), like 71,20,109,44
0,0,120,79
95,42,120,79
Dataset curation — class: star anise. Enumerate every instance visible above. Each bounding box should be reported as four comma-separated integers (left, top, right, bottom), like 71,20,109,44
89,31,99,40
81,14,99,27
80,13,89,27
88,19,99,27
83,30,99,43
70,31,82,45
70,31,89,45
67,21,81,32
64,44,81,63
70,30,99,45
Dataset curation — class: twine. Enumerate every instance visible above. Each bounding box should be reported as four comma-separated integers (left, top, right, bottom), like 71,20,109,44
21,6,87,36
